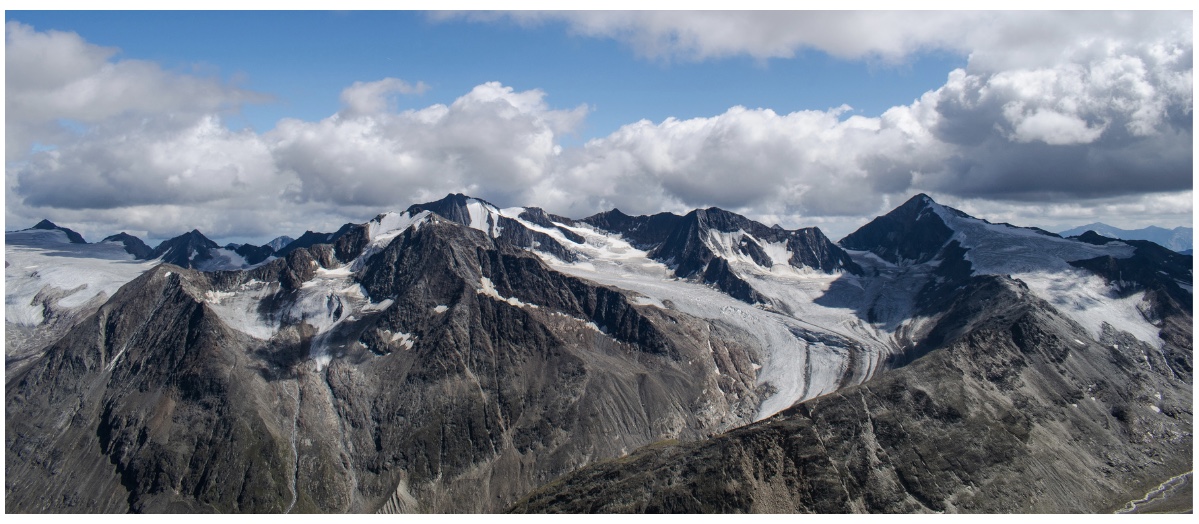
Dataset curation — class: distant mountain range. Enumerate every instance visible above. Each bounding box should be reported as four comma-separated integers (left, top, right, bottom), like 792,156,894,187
5,194,1192,513
1060,222,1191,253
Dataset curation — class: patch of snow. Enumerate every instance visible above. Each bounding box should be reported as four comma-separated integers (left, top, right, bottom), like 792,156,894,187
312,353,333,369
194,248,251,271
762,239,793,266
363,299,394,312
477,276,539,308
203,256,375,350
389,330,415,350
923,202,1165,349
203,290,237,305
631,294,664,308
464,199,507,237
368,210,430,244
354,210,433,270
433,305,449,313
200,279,279,340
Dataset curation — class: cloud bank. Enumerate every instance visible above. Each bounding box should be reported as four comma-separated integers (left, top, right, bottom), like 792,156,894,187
5,13,1192,243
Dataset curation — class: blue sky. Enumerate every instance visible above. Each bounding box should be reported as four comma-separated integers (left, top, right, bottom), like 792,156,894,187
9,11,966,142
4,10,1193,244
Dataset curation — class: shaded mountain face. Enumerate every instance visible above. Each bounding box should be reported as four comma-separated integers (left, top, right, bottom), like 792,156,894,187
225,243,275,265
150,230,221,269
102,233,154,260
839,194,960,265
276,230,337,255
511,275,1193,513
5,192,1192,514
30,219,87,244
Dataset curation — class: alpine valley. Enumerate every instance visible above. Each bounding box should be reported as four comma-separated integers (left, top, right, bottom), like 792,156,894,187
4,193,1192,513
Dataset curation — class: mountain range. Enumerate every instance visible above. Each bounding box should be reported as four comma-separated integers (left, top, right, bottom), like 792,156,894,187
4,193,1192,513
1059,222,1191,254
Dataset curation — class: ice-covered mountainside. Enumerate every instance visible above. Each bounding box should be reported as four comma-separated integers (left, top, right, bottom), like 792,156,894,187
190,197,883,420
5,229,154,326
268,235,296,252
5,228,158,362
536,224,891,419
392,197,899,418
421,203,885,418
922,199,1171,348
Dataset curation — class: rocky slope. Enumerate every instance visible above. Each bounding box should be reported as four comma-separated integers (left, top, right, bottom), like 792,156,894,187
6,213,764,513
511,274,1193,513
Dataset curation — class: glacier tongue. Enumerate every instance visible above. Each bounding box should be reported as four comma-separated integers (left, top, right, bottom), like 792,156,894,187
532,220,901,420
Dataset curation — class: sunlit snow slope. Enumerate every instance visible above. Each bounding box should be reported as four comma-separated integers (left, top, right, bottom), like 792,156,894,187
5,229,158,361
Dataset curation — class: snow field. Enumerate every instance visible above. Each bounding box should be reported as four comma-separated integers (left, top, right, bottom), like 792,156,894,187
5,230,158,326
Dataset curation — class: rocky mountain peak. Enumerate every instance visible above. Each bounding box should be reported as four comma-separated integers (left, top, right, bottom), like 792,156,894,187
150,229,221,268
101,232,154,259
839,194,958,265
29,219,87,243
405,193,499,227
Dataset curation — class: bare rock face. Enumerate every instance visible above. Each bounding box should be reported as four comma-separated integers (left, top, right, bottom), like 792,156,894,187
509,275,1193,513
102,233,154,260
149,230,221,269
5,217,763,513
839,194,958,265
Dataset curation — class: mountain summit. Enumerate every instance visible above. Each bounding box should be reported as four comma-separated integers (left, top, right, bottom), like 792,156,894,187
28,219,87,244
149,229,221,268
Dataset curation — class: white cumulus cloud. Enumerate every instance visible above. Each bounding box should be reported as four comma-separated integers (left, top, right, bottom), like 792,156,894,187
5,15,1192,244
339,77,430,116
